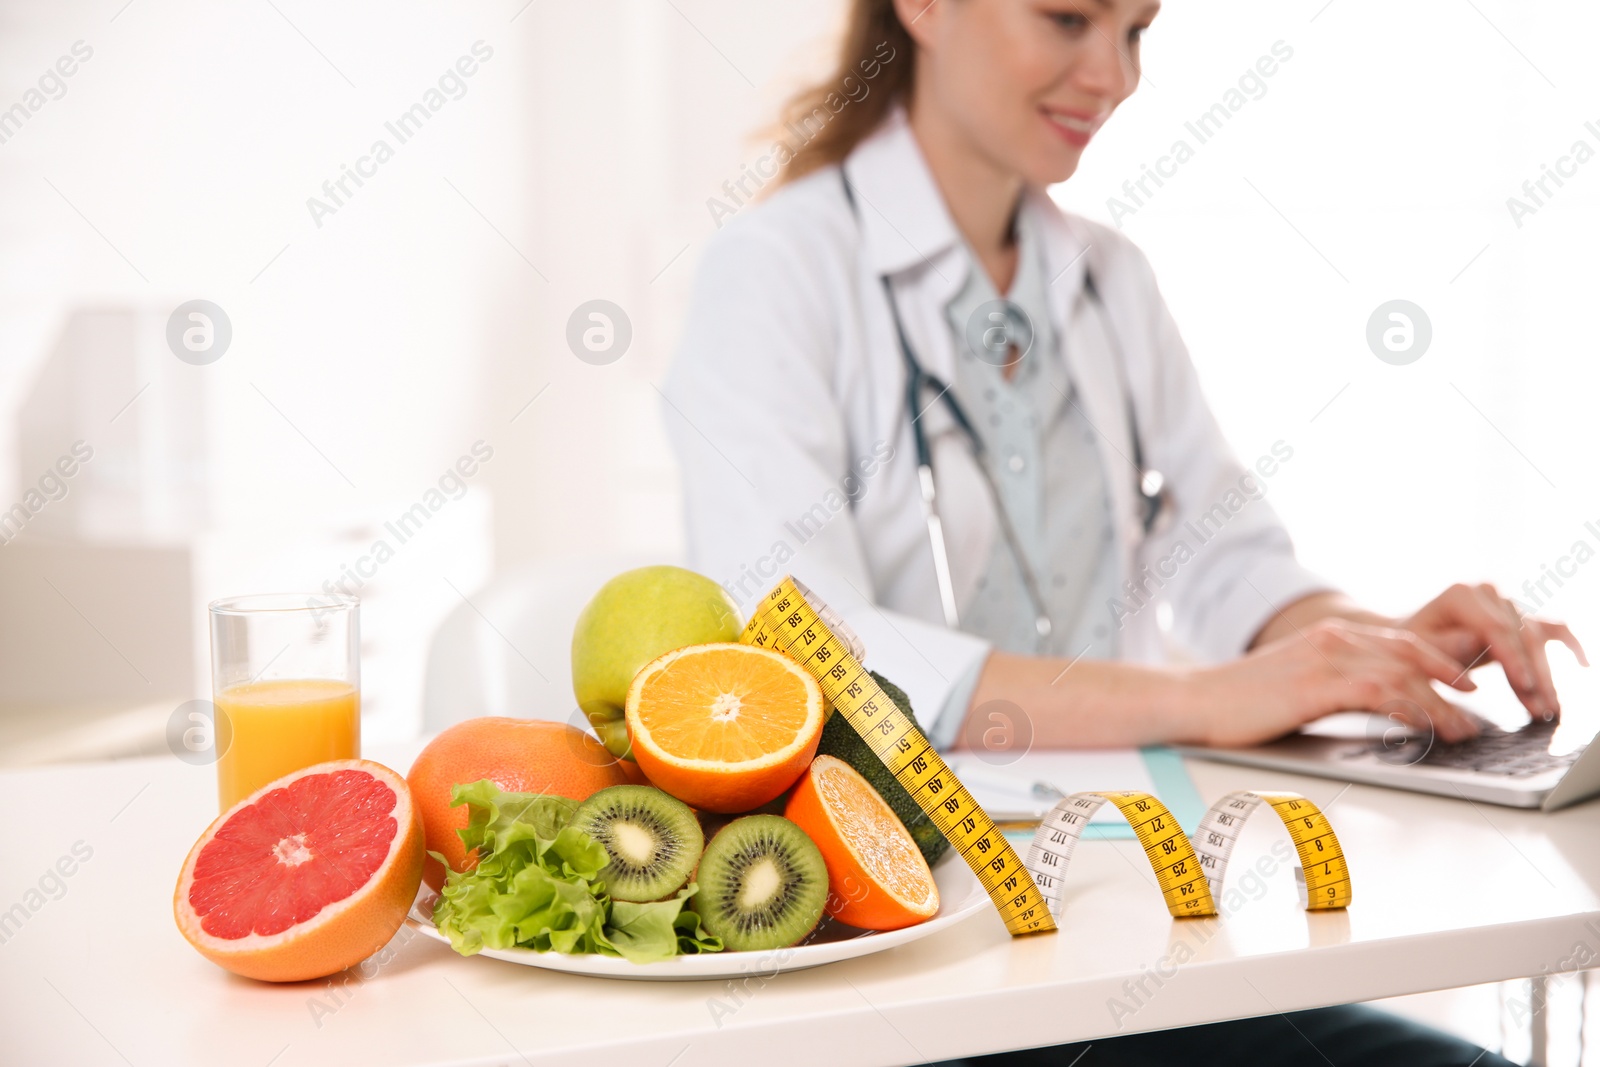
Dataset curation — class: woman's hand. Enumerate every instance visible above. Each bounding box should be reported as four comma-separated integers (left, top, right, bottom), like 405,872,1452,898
1190,618,1484,748
1397,582,1587,720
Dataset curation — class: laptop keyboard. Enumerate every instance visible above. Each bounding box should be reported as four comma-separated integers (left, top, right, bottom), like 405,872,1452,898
1407,721,1583,777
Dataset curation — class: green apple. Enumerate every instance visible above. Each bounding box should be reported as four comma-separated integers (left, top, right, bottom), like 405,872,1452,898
571,565,742,759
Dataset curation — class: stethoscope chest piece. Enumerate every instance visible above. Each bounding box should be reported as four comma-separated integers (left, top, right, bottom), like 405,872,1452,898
1138,468,1176,540
841,170,1175,647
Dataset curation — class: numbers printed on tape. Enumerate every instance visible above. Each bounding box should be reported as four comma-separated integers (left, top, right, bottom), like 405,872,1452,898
1192,791,1352,910
1025,788,1353,919
1024,792,1217,919
741,576,1057,938
740,576,1353,932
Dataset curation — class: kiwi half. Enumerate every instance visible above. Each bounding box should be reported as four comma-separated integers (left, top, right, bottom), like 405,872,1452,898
571,785,703,903
695,815,828,952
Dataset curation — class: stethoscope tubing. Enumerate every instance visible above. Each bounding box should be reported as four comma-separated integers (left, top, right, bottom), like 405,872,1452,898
884,273,1055,637
844,172,1172,645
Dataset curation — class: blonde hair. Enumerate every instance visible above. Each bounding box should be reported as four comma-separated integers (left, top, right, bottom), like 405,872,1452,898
768,0,914,186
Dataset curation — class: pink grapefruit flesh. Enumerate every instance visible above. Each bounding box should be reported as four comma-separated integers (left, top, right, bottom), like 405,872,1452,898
174,759,424,982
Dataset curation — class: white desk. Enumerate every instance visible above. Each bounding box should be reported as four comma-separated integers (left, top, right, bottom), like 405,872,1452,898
3,743,1596,1066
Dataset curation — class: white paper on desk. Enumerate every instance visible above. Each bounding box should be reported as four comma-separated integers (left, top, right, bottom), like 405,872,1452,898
945,750,1154,822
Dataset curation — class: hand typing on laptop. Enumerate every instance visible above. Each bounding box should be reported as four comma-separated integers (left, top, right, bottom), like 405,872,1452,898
1190,618,1486,747
1197,584,1591,749
1395,582,1585,720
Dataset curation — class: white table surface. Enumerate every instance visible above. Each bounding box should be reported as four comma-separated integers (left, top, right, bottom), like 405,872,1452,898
3,739,1597,1067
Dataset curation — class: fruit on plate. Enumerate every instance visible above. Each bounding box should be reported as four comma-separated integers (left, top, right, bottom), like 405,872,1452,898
815,671,951,866
625,642,825,813
571,785,704,902
571,565,742,760
174,760,424,982
785,755,939,931
694,814,828,951
408,718,630,889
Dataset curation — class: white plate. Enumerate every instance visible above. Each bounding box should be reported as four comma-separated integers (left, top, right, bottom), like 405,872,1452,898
407,856,987,981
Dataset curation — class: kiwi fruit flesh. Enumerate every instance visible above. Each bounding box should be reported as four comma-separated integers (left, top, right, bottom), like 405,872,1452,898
571,785,703,902
816,670,951,866
694,815,828,951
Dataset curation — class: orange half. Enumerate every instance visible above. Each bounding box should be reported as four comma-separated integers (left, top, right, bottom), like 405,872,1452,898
785,754,939,930
624,643,824,813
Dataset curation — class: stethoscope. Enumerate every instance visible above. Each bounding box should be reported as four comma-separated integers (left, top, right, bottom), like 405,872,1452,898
843,175,1175,640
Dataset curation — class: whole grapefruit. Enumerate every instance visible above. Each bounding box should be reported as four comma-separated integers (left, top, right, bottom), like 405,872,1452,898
407,718,630,888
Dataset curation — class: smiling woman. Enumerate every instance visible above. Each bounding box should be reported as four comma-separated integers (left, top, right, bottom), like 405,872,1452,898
671,0,1583,761
663,0,1558,1063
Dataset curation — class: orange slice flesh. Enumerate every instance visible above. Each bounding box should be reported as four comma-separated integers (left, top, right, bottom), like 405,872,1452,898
816,760,935,906
625,643,824,813
786,754,939,930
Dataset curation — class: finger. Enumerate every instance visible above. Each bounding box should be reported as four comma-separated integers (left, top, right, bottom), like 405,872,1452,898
1352,628,1477,690
1398,676,1480,743
1372,694,1434,736
1410,583,1474,632
1531,618,1589,668
1425,626,1490,669
1350,668,1472,742
1513,608,1560,720
1467,584,1541,701
1326,638,1464,741
1338,631,1478,741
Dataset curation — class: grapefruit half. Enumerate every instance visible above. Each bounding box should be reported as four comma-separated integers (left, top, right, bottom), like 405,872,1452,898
174,759,424,982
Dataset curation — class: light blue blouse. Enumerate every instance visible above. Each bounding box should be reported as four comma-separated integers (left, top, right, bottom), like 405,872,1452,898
930,214,1123,747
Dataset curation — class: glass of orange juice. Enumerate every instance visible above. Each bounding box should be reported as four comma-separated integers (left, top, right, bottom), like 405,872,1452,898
209,594,360,811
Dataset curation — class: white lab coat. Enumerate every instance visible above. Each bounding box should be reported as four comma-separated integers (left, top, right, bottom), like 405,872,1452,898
663,108,1331,739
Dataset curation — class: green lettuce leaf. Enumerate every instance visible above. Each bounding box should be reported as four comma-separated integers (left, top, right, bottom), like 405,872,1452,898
429,779,721,963
454,780,581,857
599,884,723,963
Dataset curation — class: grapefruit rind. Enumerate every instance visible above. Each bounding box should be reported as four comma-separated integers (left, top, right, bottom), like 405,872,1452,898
406,718,631,891
173,758,424,983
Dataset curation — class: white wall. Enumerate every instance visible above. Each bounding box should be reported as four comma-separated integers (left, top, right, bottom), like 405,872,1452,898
478,0,846,564
2,0,1595,743
0,0,527,739
1057,0,1600,655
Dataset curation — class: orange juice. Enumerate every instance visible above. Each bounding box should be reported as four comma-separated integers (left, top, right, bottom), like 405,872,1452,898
215,678,360,810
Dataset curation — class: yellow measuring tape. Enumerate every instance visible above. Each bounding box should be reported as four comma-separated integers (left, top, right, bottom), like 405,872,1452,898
741,576,1056,938
1025,791,1216,918
1026,788,1351,919
1192,791,1352,910
742,575,1352,929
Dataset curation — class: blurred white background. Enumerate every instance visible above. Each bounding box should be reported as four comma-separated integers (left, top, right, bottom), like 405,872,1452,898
1,0,1595,758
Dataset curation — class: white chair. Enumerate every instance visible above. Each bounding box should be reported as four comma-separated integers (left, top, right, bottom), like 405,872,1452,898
421,553,676,734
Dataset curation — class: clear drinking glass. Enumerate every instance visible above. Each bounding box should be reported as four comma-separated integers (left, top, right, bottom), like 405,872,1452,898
209,594,360,811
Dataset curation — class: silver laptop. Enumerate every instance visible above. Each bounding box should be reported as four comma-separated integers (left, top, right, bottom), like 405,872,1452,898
1178,690,1600,811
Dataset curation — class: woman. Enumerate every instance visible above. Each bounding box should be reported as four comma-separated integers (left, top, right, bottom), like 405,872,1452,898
665,2,1580,1062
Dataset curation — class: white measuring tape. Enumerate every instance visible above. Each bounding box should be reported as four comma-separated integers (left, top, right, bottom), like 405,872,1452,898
1024,788,1352,919
1191,790,1351,911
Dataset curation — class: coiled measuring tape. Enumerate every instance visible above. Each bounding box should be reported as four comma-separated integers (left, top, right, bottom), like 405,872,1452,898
1025,792,1216,918
1193,791,1352,910
1024,788,1352,919
741,576,1056,938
